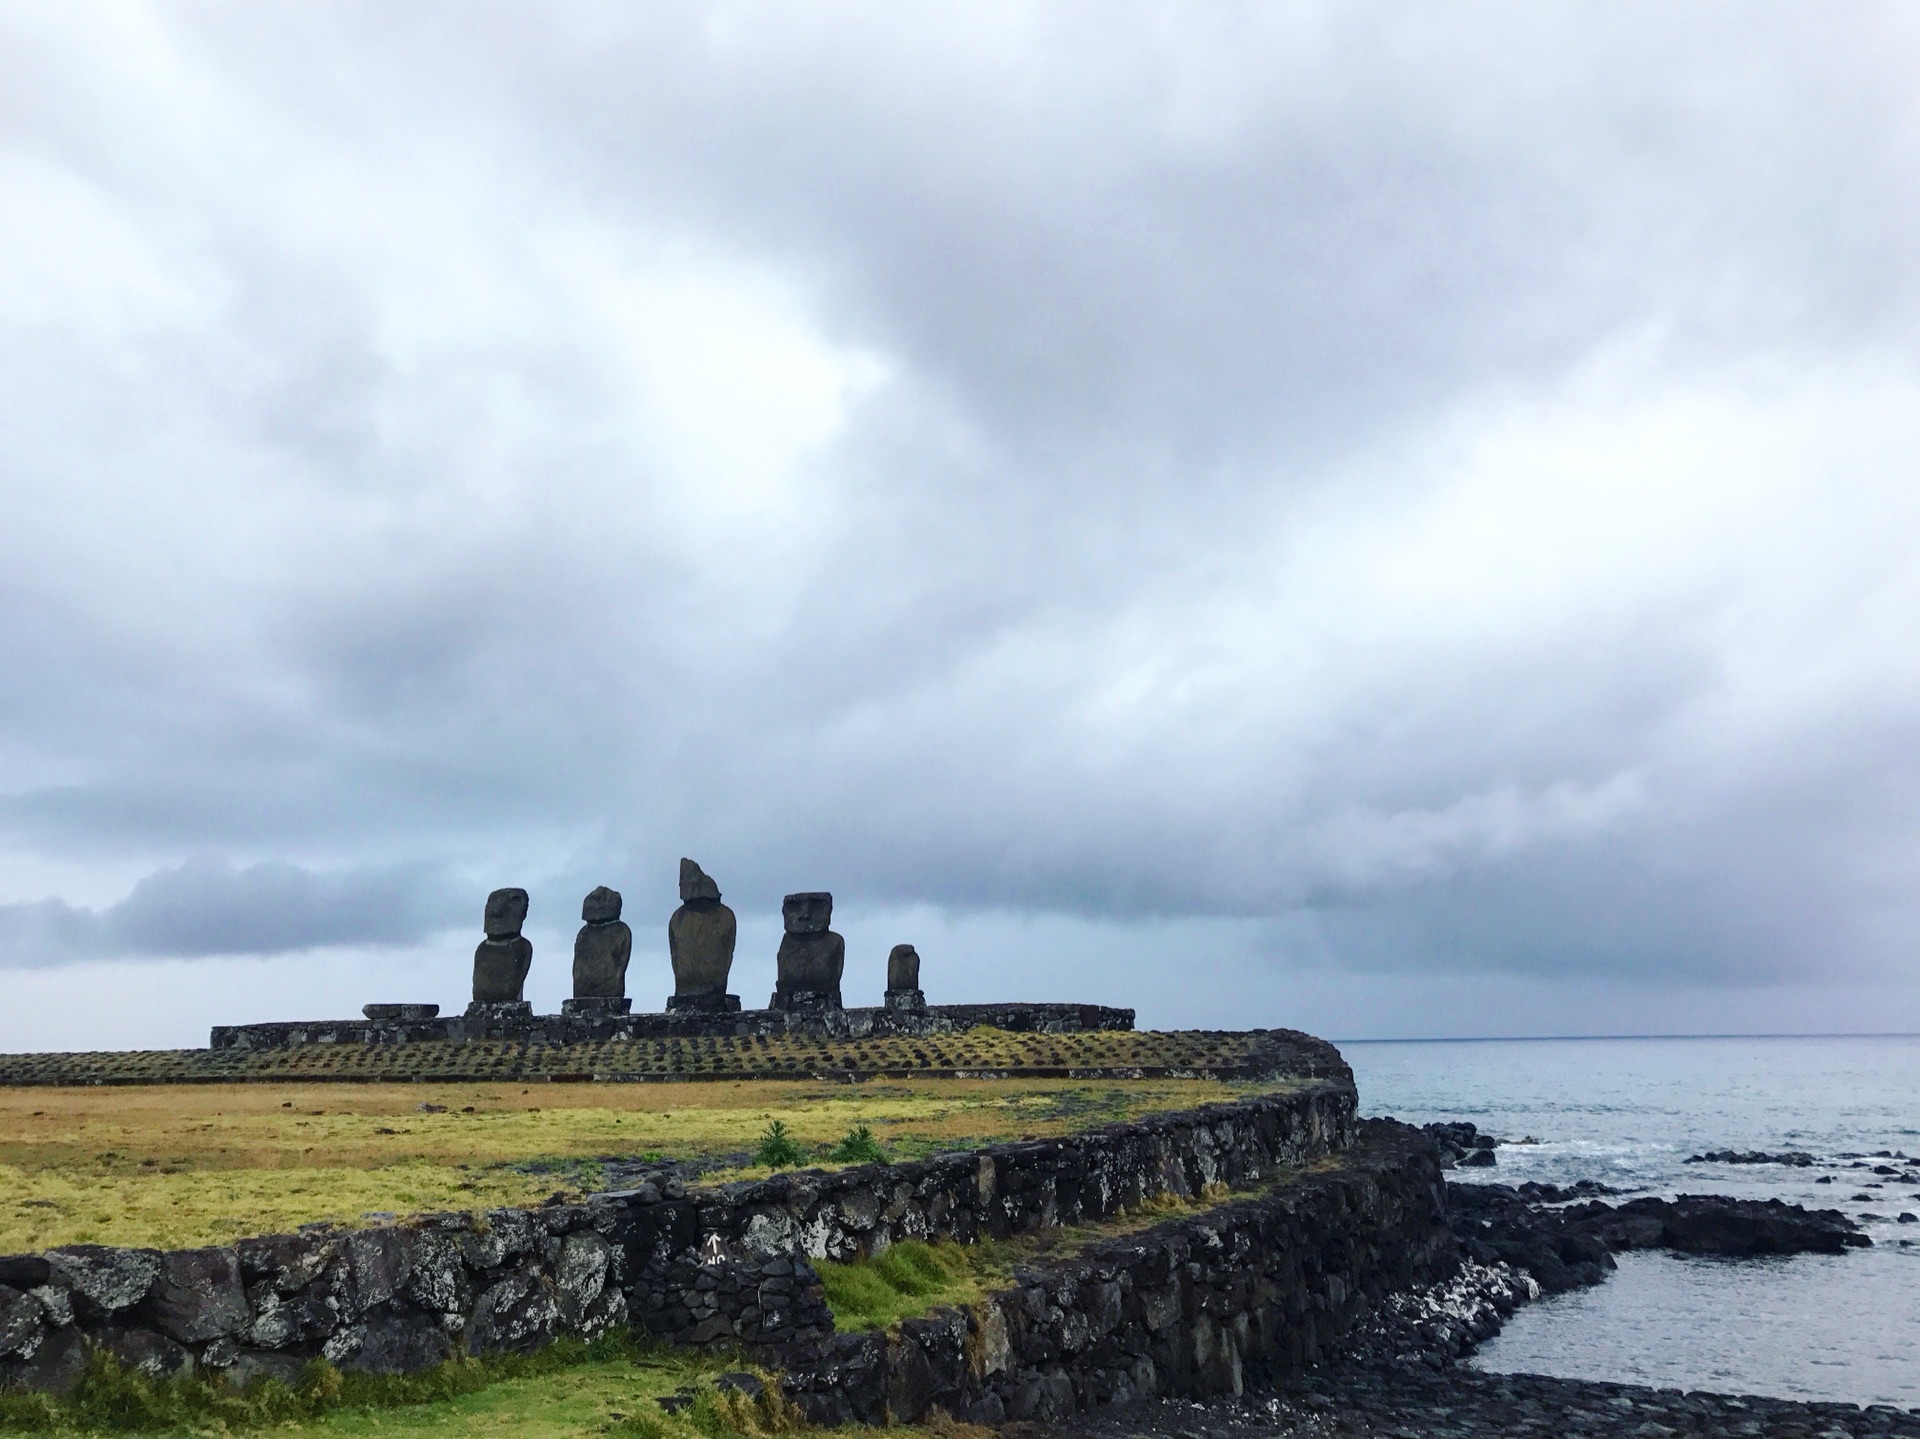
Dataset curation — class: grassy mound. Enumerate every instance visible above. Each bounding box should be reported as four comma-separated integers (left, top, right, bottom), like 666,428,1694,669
0,1075,1250,1250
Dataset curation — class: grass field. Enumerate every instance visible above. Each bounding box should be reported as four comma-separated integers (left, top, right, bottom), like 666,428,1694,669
0,1331,881,1439
0,1074,1252,1251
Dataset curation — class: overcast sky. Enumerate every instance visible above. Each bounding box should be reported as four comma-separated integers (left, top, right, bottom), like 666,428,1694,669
4,2,1920,1049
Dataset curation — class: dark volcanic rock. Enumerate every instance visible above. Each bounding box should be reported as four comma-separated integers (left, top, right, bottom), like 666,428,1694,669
1687,1148,1818,1166
148,1246,249,1342
1422,1121,1500,1169
467,1272,560,1355
361,1003,438,1021
1043,1364,1920,1439
1448,1181,1869,1293
341,1314,455,1375
46,1245,162,1317
1578,1193,1871,1256
0,1285,45,1359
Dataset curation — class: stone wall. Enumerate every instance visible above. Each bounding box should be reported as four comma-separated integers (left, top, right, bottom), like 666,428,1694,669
0,1201,632,1394
0,1036,1362,1404
778,1120,1452,1426
210,1001,1137,1052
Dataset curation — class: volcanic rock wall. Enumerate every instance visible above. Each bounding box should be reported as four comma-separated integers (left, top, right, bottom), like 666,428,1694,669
780,1119,1451,1425
0,1037,1401,1416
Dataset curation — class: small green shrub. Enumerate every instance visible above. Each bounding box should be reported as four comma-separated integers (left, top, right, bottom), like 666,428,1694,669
753,1119,807,1170
828,1124,889,1165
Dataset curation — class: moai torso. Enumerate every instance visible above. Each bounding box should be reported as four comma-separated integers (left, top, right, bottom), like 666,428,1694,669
773,891,844,1010
887,944,921,993
884,943,925,1011
472,887,533,1003
669,859,737,998
572,886,633,999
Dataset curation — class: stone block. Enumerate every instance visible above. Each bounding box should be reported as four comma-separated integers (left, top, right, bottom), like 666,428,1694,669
149,1247,248,1343
561,995,632,1016
347,1315,455,1375
45,1245,161,1317
0,1285,44,1360
464,998,534,1021
361,1004,439,1021
467,1273,560,1356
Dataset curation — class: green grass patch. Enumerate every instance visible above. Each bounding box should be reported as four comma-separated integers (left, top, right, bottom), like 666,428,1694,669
814,1240,1009,1333
815,1180,1260,1334
0,1332,767,1437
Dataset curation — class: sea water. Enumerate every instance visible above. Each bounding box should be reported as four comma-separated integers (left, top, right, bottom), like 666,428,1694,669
1347,1035,1920,1407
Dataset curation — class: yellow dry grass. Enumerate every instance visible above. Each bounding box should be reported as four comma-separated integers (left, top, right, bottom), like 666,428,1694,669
0,1076,1247,1252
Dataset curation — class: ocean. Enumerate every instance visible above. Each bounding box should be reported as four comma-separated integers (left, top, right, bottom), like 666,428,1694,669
1346,1034,1920,1407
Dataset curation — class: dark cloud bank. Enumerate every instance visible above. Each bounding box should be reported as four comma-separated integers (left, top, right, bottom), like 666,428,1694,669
2,3,1919,1039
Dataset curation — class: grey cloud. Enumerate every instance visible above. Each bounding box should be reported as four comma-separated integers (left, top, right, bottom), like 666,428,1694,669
0,4,1917,1030
0,859,463,968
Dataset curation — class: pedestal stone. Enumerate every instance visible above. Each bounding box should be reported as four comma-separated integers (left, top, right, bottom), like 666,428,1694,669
572,886,633,1000
668,859,739,1011
561,996,632,1016
464,999,534,1020
771,891,845,1011
472,887,533,1004
362,1004,440,1022
884,944,926,1011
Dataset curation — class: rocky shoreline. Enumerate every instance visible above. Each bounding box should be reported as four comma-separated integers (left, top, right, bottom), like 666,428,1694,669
1039,1363,1920,1439
1032,1128,1919,1438
1038,1239,1920,1437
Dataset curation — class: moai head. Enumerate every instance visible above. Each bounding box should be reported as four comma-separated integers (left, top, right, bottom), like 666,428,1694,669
888,944,921,991
484,887,529,939
782,892,833,935
679,858,722,904
582,886,622,924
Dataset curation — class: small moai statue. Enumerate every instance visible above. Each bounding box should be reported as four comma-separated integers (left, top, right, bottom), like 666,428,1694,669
667,858,741,1012
564,886,632,1015
469,887,533,1012
884,944,925,1012
770,891,844,1012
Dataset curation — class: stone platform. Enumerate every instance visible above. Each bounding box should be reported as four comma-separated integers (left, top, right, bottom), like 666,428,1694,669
209,1000,1134,1052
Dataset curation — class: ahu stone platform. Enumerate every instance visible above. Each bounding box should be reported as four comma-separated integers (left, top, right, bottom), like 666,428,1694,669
0,1027,1303,1088
209,1001,1134,1052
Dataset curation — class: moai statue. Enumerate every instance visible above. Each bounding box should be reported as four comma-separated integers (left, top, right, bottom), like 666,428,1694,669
884,944,925,1012
564,886,633,1015
667,858,740,1012
770,891,844,1012
470,887,533,1013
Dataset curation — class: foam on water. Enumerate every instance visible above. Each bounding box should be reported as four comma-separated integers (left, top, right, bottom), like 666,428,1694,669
1348,1034,1920,1407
